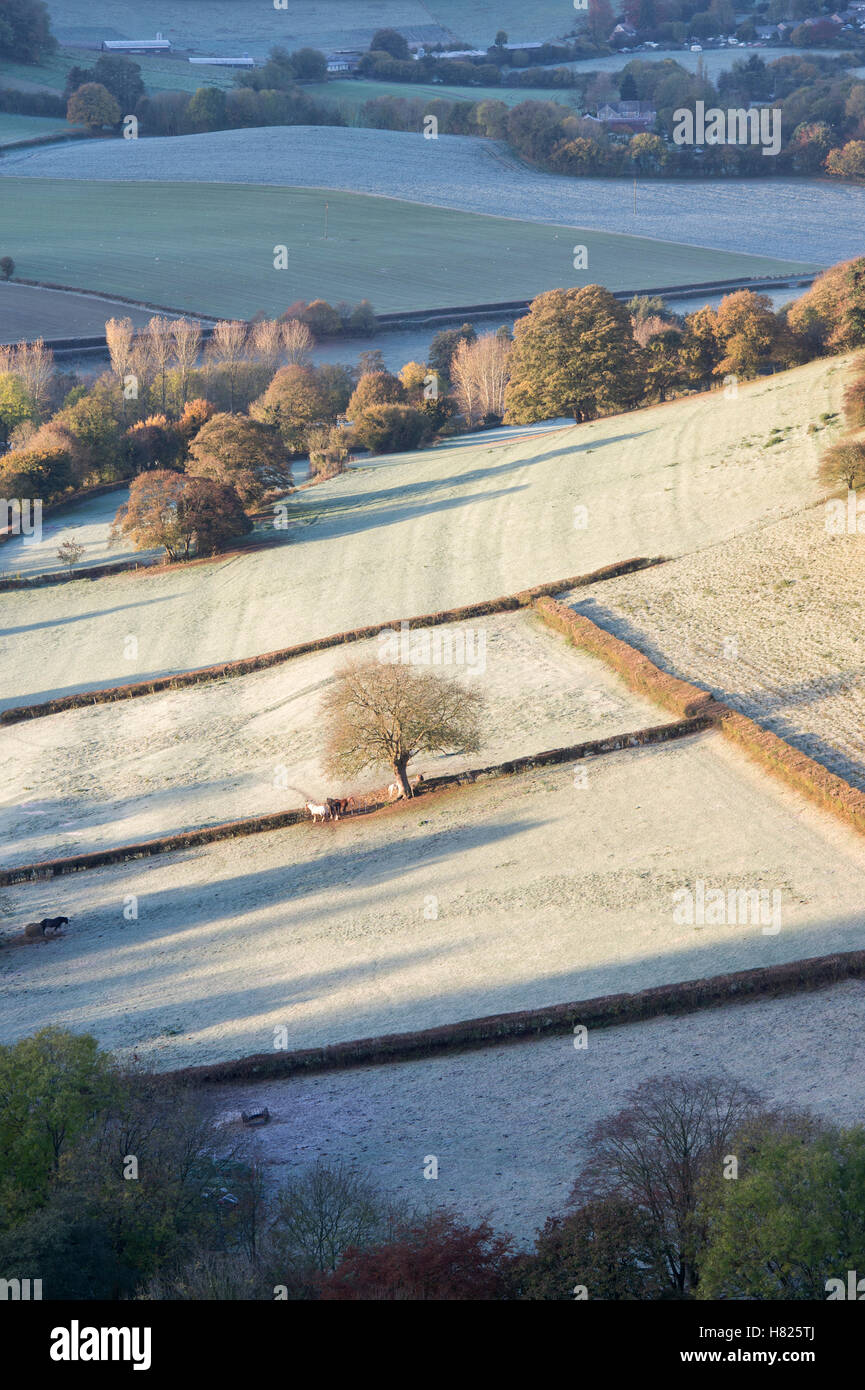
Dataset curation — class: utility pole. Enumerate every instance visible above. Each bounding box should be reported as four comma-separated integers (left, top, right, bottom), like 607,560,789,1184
633,176,637,214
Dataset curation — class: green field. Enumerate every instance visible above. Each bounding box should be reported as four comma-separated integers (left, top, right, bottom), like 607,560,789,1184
0,112,78,146
0,177,813,319
304,78,581,115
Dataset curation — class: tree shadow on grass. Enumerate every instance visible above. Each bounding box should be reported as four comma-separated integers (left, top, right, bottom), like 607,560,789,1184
0,594,174,639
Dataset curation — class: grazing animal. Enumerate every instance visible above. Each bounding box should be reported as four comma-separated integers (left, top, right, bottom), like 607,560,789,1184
24,916,69,939
388,774,423,800
326,796,355,821
305,800,329,824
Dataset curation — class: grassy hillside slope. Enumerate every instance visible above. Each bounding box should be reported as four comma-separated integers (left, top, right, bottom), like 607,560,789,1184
0,356,845,710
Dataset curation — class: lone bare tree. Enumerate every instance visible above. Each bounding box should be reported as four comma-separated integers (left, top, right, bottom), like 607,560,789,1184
323,659,484,799
820,437,865,491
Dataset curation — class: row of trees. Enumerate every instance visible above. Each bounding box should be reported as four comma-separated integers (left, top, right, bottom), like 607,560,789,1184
3,1029,864,1300
358,51,865,182
66,80,346,138
3,256,863,563
50,34,865,184
501,260,865,424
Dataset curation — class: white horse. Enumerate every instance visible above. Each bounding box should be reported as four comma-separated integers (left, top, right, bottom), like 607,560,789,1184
305,800,329,824
388,773,424,800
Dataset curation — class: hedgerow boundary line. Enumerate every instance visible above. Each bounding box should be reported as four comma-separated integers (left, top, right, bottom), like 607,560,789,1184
9,587,865,881
0,714,709,886
171,948,865,1084
0,556,667,727
9,589,865,1079
534,596,865,838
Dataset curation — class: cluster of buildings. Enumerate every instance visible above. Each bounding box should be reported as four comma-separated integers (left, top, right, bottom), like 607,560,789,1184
755,4,865,38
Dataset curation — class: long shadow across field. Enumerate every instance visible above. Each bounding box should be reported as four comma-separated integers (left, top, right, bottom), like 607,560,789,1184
0,594,174,638
68,817,544,937
310,429,649,516
24,905,865,1061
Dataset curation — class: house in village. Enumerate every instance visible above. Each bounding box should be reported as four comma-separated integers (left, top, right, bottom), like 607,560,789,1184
592,99,658,134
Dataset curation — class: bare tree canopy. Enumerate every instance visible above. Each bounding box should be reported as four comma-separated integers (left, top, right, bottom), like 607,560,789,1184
450,333,511,425
171,317,202,406
323,659,484,798
105,316,135,382
570,1072,765,1296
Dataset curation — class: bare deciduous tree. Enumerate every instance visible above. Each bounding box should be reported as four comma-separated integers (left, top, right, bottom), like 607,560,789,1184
128,333,156,408
269,1160,411,1275
146,316,175,415
249,319,283,374
208,320,248,411
281,318,314,366
10,338,54,418
105,316,135,382
820,436,865,491
450,333,511,425
323,659,484,799
170,317,202,408
570,1073,765,1296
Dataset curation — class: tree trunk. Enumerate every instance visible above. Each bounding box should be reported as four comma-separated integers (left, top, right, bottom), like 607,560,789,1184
394,759,413,799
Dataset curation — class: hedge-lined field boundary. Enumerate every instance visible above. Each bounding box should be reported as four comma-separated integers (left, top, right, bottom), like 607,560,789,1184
717,707,865,836
0,713,707,886
0,556,158,590
533,596,718,719
535,595,865,843
0,556,667,727
172,947,865,1084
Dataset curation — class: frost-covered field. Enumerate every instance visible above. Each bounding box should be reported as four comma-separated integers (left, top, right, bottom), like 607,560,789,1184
0,126,856,266
0,176,807,323
570,494,865,791
202,976,865,1243
0,113,76,146
1,609,672,867
3,734,865,1068
0,487,161,575
0,358,842,711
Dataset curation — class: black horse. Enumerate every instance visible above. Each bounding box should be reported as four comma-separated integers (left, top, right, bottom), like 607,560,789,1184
24,916,69,939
